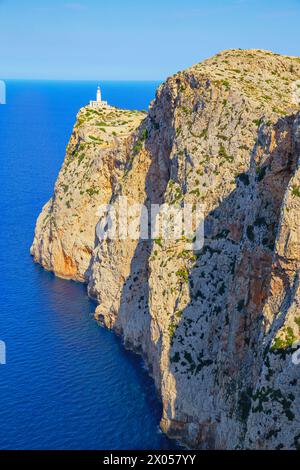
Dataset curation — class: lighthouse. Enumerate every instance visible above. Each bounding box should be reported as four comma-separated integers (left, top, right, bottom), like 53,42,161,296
96,85,101,102
89,85,109,108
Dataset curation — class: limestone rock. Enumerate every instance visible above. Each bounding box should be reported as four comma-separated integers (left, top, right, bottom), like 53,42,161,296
31,50,300,449
31,105,146,281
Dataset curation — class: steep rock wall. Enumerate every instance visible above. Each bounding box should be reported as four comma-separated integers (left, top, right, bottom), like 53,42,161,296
31,105,146,281
32,50,300,449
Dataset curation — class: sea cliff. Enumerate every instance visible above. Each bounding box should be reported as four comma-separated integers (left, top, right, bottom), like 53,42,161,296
31,49,300,449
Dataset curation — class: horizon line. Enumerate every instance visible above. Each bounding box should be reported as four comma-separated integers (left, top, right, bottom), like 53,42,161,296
1,78,163,82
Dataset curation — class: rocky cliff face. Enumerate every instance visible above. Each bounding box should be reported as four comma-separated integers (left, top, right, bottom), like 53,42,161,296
31,105,146,281
31,50,300,449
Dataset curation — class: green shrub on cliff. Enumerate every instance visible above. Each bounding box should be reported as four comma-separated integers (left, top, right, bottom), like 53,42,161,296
176,267,189,283
292,185,300,197
271,326,297,351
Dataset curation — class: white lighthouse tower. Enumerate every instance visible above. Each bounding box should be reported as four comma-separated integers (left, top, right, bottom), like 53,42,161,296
96,85,101,102
89,85,108,108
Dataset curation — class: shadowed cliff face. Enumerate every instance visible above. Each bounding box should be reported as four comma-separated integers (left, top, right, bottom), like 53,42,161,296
160,113,300,449
32,49,300,449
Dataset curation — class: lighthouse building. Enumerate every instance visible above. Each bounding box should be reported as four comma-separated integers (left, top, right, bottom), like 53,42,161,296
89,85,109,108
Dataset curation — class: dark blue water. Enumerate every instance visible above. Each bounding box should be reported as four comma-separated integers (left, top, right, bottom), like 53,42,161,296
0,80,177,450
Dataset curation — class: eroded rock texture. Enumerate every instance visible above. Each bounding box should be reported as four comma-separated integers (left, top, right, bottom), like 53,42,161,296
31,50,300,449
31,105,146,281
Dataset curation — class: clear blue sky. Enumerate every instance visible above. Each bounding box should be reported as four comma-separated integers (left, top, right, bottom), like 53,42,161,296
1,0,300,80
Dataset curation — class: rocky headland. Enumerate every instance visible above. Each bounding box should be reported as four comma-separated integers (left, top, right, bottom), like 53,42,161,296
31,49,300,449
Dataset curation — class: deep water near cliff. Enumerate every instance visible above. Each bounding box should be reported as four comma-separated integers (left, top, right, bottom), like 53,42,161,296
0,80,178,449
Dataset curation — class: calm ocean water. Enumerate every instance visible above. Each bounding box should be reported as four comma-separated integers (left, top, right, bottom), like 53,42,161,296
0,80,177,450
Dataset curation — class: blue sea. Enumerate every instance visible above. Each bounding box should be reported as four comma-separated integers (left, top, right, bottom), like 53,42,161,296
0,80,177,450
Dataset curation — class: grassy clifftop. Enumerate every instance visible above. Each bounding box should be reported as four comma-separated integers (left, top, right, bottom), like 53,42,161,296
184,49,300,116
